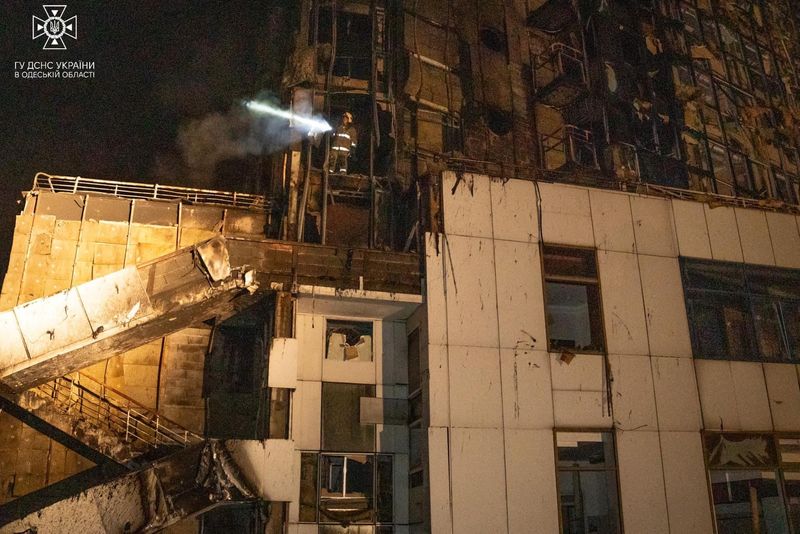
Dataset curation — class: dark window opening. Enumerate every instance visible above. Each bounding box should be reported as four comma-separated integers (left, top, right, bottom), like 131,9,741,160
326,319,373,362
485,107,513,136
322,382,376,452
556,431,621,534
313,7,373,81
479,26,507,54
681,259,800,362
543,245,605,353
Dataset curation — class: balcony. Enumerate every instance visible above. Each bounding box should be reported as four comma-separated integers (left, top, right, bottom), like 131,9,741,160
533,43,587,109
526,0,577,34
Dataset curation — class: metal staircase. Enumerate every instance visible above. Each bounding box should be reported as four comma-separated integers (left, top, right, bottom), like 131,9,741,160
31,371,202,461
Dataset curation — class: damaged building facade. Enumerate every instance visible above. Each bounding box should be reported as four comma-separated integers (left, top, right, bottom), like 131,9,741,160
1,0,800,532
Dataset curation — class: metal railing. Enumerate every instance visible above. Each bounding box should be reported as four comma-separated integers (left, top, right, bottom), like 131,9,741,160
35,371,202,449
33,172,270,210
533,43,586,91
540,125,598,170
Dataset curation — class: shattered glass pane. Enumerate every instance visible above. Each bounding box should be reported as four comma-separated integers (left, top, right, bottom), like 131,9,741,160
706,434,777,468
326,320,373,362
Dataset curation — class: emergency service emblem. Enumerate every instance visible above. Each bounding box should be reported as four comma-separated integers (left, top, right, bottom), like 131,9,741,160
32,5,77,50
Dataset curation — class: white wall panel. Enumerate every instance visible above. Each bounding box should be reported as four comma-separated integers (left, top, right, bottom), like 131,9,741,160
292,380,321,450
764,364,800,431
538,183,594,246
505,429,559,533
442,171,492,238
704,205,743,262
450,428,508,534
425,233,448,347
695,360,740,431
735,208,775,265
589,190,636,253
672,199,712,259
393,453,410,524
443,235,499,348
295,313,322,381
494,240,547,350
659,431,714,534
500,349,553,429
550,353,605,391
490,178,537,243
651,356,702,432
427,427,453,534
609,354,657,430
448,346,503,428
598,251,649,356
426,344,450,427
638,255,693,358
616,431,670,534
630,196,678,257
729,362,772,431
553,390,613,428
322,359,375,384
766,212,800,268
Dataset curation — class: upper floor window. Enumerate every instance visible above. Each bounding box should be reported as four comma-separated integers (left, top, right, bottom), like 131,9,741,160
326,319,373,362
681,258,800,362
543,245,606,353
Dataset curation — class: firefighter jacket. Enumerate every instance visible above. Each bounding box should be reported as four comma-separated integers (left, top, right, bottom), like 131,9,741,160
332,124,358,153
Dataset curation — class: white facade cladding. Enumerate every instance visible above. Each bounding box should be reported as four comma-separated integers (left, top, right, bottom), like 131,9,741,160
287,286,421,534
415,171,800,534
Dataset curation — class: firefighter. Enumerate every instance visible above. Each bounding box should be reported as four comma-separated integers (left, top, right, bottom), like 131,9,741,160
328,111,358,174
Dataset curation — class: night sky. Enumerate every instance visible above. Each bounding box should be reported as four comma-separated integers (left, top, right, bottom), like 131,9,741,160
0,0,292,274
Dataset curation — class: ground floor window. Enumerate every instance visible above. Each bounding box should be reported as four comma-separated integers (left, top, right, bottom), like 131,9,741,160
704,432,800,533
555,431,621,534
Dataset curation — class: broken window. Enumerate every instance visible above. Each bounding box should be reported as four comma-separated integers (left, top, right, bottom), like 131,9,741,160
299,452,393,528
773,170,797,204
326,319,373,362
322,382,376,452
556,431,621,534
314,6,373,80
681,259,800,362
704,433,799,534
543,245,605,353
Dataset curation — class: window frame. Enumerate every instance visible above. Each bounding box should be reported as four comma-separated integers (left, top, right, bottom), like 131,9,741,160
541,244,607,355
324,317,375,363
299,451,395,528
703,431,800,534
680,258,800,362
553,429,624,534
